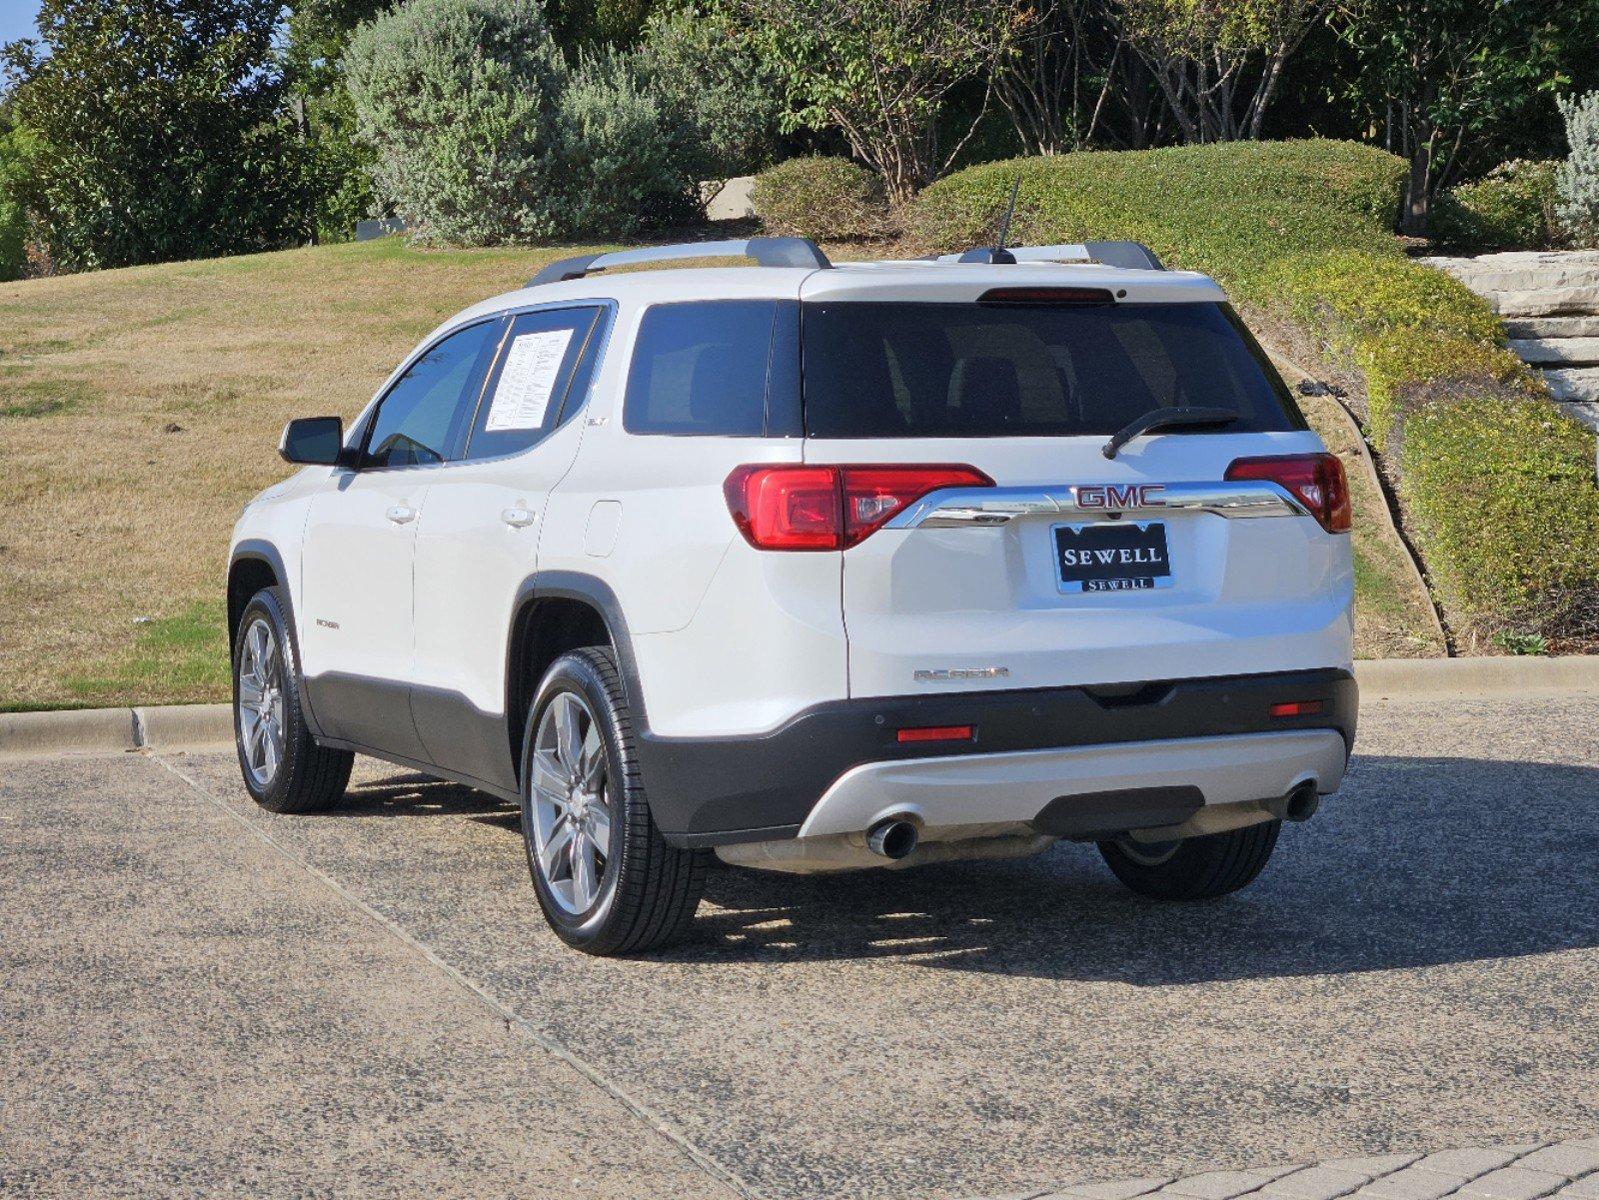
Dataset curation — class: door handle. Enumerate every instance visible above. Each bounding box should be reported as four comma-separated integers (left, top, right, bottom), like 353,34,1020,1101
501,507,537,529
386,504,417,525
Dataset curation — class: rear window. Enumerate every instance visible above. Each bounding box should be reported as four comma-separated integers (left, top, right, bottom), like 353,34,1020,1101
624,300,799,436
800,300,1304,439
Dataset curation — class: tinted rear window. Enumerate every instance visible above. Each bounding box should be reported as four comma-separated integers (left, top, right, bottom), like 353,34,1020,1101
800,301,1303,439
624,300,799,436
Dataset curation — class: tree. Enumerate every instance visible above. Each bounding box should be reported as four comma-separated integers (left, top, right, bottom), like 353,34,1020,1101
724,0,1024,202
995,0,1128,155
344,0,569,245
1119,0,1333,143
1336,0,1577,235
2,0,310,271
283,0,394,241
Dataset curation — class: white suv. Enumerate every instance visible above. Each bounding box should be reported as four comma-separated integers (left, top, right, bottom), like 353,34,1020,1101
229,236,1356,955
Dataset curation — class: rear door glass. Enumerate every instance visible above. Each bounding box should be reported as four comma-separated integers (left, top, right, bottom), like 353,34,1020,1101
800,301,1304,438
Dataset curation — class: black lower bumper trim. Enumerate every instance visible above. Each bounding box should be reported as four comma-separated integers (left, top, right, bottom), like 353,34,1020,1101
641,668,1357,847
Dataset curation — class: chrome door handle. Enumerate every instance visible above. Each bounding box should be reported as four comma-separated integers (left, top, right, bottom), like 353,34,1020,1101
501,507,537,529
386,504,417,525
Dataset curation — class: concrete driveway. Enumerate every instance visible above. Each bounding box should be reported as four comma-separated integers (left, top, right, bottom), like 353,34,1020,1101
3,695,1597,1199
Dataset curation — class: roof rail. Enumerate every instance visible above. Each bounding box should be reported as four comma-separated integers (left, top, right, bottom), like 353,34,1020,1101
933,241,1165,271
527,237,832,287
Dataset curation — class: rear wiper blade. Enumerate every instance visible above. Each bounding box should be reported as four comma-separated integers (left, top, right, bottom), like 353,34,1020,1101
1101,406,1240,460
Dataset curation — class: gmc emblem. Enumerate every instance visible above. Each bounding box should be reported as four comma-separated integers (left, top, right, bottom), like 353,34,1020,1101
1076,484,1166,510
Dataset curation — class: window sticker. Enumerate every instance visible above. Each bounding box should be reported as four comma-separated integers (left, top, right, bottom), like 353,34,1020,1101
483,328,575,432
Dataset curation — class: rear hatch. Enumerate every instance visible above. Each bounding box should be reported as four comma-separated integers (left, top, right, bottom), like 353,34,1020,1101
796,267,1355,697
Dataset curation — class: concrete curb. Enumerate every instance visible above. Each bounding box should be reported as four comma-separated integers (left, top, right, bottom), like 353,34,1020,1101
1,703,231,759
3,658,1597,757
1355,654,1599,699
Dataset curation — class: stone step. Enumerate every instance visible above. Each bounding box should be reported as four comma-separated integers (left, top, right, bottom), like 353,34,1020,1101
1542,365,1599,403
1503,314,1599,339
1509,336,1599,366
1558,401,1599,432
1420,250,1599,294
1482,285,1599,317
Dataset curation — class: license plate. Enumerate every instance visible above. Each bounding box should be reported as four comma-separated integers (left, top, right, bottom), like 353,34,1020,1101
1054,521,1173,593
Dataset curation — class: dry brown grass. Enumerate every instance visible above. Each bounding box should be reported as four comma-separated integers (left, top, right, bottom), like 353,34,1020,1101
0,238,606,708
0,236,1442,711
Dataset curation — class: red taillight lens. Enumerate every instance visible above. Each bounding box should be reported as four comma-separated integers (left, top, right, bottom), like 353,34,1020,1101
724,464,992,550
1225,453,1352,534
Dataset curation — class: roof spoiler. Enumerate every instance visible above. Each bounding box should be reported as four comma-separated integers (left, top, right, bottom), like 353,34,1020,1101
527,237,832,287
934,241,1166,271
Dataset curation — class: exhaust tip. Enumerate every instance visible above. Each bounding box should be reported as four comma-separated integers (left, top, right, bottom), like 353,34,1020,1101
867,818,919,860
1285,783,1320,822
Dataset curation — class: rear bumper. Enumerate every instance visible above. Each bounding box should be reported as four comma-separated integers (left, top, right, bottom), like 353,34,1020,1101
640,667,1357,847
797,729,1347,839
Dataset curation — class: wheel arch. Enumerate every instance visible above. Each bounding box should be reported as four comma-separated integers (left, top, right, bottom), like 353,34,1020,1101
505,571,647,785
228,540,292,653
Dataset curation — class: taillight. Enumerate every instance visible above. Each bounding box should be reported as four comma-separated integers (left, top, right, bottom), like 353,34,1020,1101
1225,453,1351,534
724,464,992,550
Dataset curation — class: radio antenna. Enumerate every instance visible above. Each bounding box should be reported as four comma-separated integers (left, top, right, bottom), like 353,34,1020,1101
995,174,1022,252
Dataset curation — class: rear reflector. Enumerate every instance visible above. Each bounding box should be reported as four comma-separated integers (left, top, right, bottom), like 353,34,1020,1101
725,463,993,550
978,286,1115,305
896,725,975,743
1269,700,1324,718
1225,453,1352,533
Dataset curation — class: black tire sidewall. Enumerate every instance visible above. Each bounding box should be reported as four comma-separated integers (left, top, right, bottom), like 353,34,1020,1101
519,650,630,948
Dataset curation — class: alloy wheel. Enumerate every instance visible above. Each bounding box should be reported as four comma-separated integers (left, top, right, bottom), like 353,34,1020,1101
529,691,615,915
237,617,286,790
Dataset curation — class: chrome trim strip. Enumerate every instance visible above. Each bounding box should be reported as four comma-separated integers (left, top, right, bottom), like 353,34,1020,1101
887,481,1310,528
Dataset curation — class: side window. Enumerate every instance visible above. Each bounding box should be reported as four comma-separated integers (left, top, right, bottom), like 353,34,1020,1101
363,320,501,469
463,305,604,461
623,300,796,436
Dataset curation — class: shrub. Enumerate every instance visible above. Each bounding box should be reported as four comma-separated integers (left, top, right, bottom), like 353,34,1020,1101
1401,391,1599,650
556,52,702,237
752,156,889,241
908,140,1406,300
1262,248,1528,444
1432,160,1561,250
345,0,568,246
1556,91,1599,248
632,7,783,184
0,124,35,282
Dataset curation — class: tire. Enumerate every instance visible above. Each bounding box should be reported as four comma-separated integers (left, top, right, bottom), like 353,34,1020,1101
1098,819,1281,901
519,646,707,955
232,586,352,814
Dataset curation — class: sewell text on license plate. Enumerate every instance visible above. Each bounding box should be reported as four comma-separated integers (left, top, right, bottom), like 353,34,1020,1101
1054,521,1173,593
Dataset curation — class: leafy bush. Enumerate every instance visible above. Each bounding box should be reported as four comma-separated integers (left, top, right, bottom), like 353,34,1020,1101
1556,91,1599,248
908,140,1406,299
556,52,701,237
0,123,36,282
1432,160,1561,250
345,0,568,246
1263,249,1528,444
4,0,311,272
914,139,1599,650
1401,390,1599,650
752,156,889,240
633,7,783,184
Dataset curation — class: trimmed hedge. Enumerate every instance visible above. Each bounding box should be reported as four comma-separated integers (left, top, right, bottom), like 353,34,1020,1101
913,140,1599,651
752,156,889,241
1403,390,1599,646
908,140,1405,300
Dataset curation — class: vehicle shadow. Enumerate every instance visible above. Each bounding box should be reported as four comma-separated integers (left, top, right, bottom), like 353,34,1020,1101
318,755,1599,984
679,755,1599,983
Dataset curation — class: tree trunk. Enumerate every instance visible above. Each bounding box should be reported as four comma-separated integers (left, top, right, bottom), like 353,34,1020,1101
1402,135,1431,236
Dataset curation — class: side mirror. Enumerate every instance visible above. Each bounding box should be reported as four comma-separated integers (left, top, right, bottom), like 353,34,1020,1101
279,416,347,466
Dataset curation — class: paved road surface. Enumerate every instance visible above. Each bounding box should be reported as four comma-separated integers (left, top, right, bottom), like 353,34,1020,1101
3,695,1597,1198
